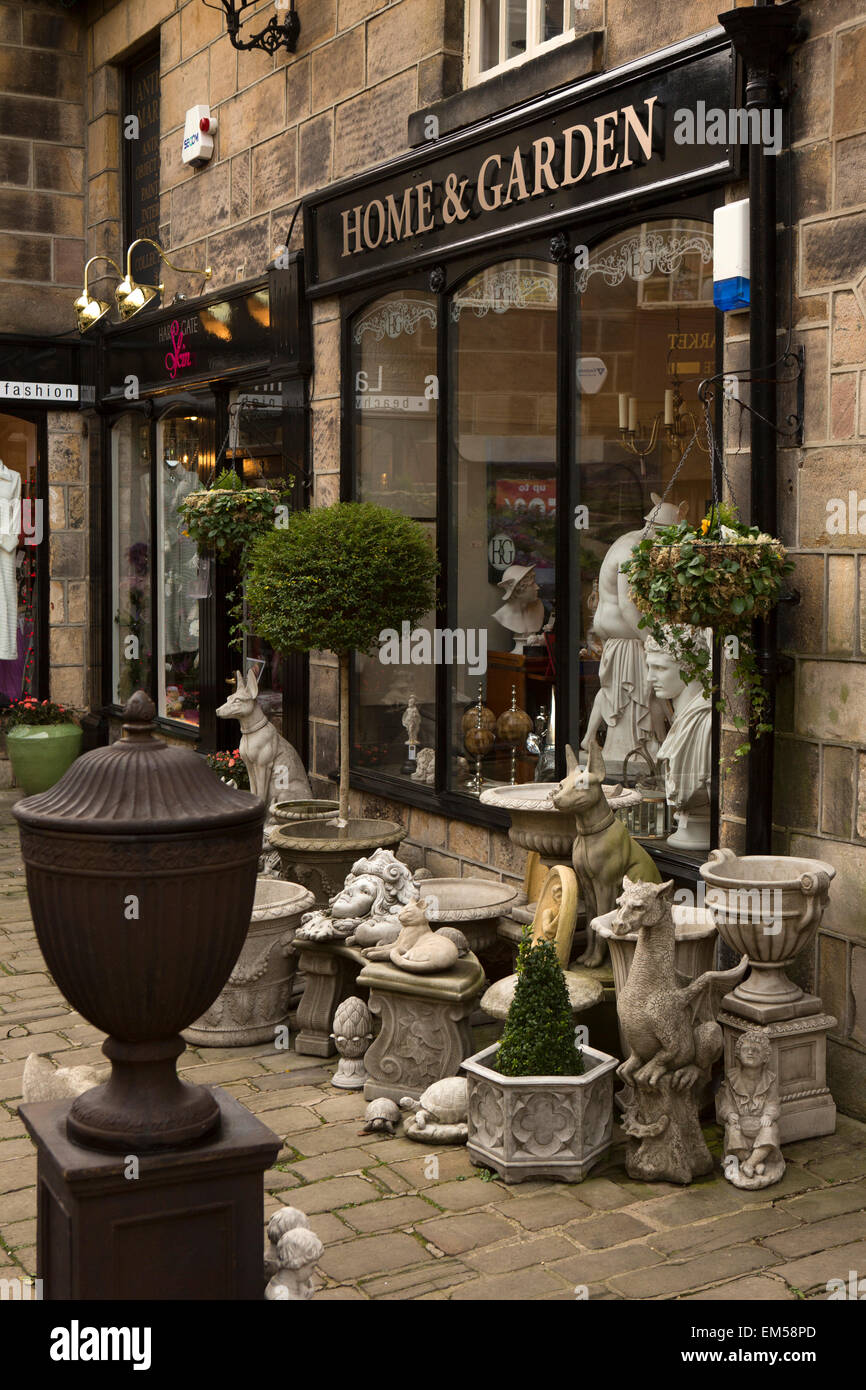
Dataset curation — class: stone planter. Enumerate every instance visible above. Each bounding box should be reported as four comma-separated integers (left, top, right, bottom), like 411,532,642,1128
419,877,519,963
699,848,836,1021
268,818,406,906
480,782,640,862
184,878,315,1047
462,1042,618,1183
270,799,340,827
7,723,83,796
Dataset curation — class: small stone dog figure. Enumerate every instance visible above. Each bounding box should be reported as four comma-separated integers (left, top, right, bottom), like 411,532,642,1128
552,738,660,967
217,667,310,810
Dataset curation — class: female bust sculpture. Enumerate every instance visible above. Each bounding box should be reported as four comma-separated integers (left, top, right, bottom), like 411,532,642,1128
643,628,712,850
493,564,545,653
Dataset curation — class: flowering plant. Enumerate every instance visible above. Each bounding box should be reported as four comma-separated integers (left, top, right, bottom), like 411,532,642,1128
204,748,250,791
2,697,76,729
622,503,794,758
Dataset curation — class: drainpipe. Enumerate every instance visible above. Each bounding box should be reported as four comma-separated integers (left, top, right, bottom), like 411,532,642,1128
718,2,801,855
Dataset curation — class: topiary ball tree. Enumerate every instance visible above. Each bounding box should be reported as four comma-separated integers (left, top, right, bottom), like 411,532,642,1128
496,930,583,1077
245,501,438,824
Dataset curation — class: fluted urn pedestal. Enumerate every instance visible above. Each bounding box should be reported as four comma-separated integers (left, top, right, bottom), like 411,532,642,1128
14,693,281,1299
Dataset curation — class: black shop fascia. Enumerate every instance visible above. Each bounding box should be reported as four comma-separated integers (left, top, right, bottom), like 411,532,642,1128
302,28,748,873
92,255,312,757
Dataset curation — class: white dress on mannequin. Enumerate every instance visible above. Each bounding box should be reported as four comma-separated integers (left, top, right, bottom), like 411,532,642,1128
0,461,20,662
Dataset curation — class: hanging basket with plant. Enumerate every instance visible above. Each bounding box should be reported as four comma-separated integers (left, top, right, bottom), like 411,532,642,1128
177,467,280,561
623,495,794,757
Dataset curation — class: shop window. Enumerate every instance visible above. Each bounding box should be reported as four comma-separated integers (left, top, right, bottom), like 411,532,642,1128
469,0,575,82
570,219,715,843
449,258,558,791
228,380,306,736
350,291,437,782
111,414,153,706
0,413,38,702
155,407,215,726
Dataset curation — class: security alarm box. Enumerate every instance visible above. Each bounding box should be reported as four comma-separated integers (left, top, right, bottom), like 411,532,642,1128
182,105,217,169
713,199,750,311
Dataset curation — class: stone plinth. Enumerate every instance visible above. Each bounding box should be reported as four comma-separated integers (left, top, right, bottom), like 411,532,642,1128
717,1010,837,1144
293,939,366,1057
358,955,487,1105
20,1088,279,1301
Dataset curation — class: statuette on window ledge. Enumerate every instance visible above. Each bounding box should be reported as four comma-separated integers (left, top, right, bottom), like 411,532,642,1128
331,996,374,1089
493,564,546,654
717,1028,785,1189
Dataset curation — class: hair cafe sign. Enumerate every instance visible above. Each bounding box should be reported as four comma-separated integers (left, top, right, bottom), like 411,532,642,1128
304,35,737,296
159,316,198,378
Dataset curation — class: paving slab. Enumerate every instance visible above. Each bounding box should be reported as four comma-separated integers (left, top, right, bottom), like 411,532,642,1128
647,1206,798,1258
360,1258,474,1299
429,1177,511,1211
287,1175,382,1215
465,1233,580,1274
685,1275,796,1301
610,1243,777,1298
777,1177,866,1222
759,1209,866,1259
448,1267,569,1299
343,1196,438,1234
493,1191,593,1230
551,1240,664,1285
317,1231,432,1281
416,1212,516,1254
773,1239,866,1292
286,1148,383,1182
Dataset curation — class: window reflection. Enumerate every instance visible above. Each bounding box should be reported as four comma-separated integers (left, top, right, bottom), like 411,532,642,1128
350,292,438,782
111,414,152,705
156,408,215,725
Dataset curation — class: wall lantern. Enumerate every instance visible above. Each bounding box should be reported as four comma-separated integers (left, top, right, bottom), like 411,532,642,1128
75,239,212,331
74,255,122,333
115,238,212,321
203,0,300,55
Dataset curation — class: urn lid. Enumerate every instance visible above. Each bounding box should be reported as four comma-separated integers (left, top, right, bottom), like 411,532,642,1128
12,692,265,836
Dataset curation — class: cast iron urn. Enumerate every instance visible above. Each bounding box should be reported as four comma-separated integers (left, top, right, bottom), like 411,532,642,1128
13,692,265,1153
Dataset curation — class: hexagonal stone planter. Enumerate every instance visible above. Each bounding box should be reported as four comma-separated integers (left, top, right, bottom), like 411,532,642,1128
461,1042,618,1183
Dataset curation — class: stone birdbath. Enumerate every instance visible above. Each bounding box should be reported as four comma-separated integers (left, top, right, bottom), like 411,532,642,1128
418,877,519,963
480,781,641,865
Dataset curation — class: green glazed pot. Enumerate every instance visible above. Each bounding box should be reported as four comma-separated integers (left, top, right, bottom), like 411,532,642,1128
7,723,83,796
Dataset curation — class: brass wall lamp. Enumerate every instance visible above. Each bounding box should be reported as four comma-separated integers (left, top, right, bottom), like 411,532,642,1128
115,238,212,320
74,255,123,333
74,239,212,332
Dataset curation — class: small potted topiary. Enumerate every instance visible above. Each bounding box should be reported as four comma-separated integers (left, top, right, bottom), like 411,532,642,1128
2,697,82,795
244,501,438,895
462,929,618,1183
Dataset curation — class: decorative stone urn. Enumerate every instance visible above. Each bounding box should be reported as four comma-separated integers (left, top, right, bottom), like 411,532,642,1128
480,782,640,863
184,878,315,1047
462,1043,618,1183
419,876,519,962
268,818,405,906
699,848,836,1021
12,692,264,1152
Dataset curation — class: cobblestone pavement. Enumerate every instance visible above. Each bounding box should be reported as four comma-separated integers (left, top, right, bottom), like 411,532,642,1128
0,789,864,1301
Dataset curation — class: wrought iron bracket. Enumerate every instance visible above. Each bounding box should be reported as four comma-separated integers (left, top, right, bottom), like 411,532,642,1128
211,1,301,55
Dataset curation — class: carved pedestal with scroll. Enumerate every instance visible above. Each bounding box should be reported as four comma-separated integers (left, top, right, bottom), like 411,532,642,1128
358,955,486,1104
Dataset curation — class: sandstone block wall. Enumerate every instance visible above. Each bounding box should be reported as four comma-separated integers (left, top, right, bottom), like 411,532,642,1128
0,1,86,334
717,2,866,1119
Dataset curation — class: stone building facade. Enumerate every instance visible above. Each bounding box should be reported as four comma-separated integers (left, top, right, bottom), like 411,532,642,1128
0,0,863,1115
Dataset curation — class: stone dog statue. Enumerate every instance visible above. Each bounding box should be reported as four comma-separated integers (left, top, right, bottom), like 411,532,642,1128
217,667,310,813
612,876,748,1185
552,738,660,968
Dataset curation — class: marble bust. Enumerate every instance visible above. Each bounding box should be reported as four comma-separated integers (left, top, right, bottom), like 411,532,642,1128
644,627,712,851
580,496,687,772
493,564,545,654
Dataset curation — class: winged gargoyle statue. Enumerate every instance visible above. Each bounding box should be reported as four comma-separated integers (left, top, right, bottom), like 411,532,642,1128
612,875,748,1184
